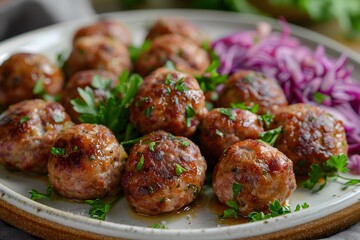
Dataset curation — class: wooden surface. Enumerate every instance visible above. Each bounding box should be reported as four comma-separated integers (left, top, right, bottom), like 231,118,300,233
1,196,360,240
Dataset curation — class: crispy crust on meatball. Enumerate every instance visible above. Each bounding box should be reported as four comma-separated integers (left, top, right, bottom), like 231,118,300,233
213,139,296,216
0,99,73,174
199,108,264,168
64,36,132,78
136,34,210,77
0,53,64,108
48,124,127,200
271,103,348,175
146,18,210,46
61,70,118,122
120,130,207,215
129,68,207,137
73,20,131,46
217,70,288,114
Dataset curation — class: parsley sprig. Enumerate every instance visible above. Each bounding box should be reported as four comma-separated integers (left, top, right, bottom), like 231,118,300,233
230,102,259,114
221,183,242,219
29,186,53,201
85,198,111,221
128,40,151,63
248,200,309,222
71,70,143,142
259,126,282,146
195,50,227,92
301,154,360,192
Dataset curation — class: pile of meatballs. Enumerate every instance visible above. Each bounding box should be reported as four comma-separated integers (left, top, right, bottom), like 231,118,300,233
0,17,348,218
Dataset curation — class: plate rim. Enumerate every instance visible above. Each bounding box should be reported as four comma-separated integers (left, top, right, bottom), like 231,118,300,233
1,9,360,240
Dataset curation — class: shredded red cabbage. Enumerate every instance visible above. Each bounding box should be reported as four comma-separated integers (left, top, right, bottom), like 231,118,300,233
212,21,360,173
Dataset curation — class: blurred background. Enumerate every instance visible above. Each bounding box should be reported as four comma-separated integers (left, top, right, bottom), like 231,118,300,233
1,0,360,52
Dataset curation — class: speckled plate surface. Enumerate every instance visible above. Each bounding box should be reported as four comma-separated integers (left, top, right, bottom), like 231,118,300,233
1,9,360,240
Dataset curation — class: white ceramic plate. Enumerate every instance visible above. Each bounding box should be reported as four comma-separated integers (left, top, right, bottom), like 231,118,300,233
1,9,360,240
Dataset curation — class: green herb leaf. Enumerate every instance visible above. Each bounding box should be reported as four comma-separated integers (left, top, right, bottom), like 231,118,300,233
56,51,66,68
219,108,235,121
312,92,329,104
226,200,239,210
129,40,151,63
149,142,156,151
91,75,113,90
29,186,53,201
20,116,30,124
248,211,271,222
325,154,349,173
222,208,238,218
232,182,242,198
175,163,188,175
136,155,145,172
144,106,154,117
174,78,188,92
230,102,259,114
51,147,65,155
33,80,45,95
185,105,195,127
259,126,282,146
260,114,274,128
150,222,168,229
85,198,110,221
181,140,190,147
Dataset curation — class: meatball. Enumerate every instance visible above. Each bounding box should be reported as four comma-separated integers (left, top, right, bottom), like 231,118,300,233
217,70,288,114
270,103,348,176
199,108,264,168
0,99,73,174
48,124,127,200
73,20,131,46
146,18,209,46
213,139,296,216
129,68,207,137
136,34,210,77
61,70,118,122
0,53,64,108
64,36,132,78
120,130,207,215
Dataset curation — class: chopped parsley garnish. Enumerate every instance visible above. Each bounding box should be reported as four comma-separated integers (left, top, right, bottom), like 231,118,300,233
174,78,188,92
135,97,149,107
149,142,156,151
216,129,224,137
51,147,65,155
312,92,329,104
128,40,151,63
89,155,95,161
185,105,195,127
248,200,309,222
136,155,145,172
260,114,274,128
259,126,282,146
195,50,227,92
219,108,235,121
181,140,190,147
144,106,154,117
85,198,111,221
29,186,53,201
20,116,30,124
71,70,143,142
301,154,360,192
165,74,174,85
221,183,242,218
150,222,168,229
230,102,259,114
33,80,59,102
52,113,64,123
175,163,188,175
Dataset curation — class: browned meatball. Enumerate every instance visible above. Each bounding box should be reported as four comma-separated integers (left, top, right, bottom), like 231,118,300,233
73,20,131,46
0,100,73,174
217,70,288,114
48,124,127,200
0,53,64,108
199,108,264,168
146,18,209,46
61,70,118,122
120,130,207,215
213,139,296,216
64,36,132,78
270,103,348,176
136,34,210,77
129,68,207,137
